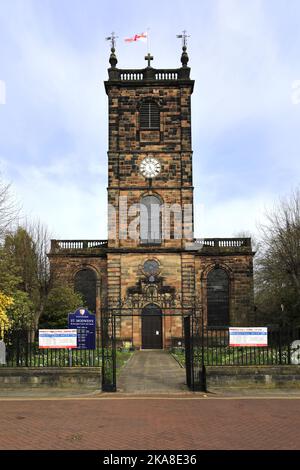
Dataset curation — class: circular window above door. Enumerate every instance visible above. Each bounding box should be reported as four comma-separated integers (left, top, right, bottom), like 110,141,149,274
143,259,160,276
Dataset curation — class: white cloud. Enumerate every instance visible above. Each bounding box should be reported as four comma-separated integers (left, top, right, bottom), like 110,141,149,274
10,162,107,239
0,0,299,244
0,2,108,238
0,80,5,105
192,0,294,138
194,193,274,239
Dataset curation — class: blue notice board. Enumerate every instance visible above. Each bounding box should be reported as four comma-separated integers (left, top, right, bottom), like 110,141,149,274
68,308,96,350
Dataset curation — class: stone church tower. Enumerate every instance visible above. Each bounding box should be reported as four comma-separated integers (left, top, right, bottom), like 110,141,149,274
48,41,255,349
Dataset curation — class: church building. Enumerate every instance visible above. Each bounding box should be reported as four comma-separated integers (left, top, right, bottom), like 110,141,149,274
48,39,255,349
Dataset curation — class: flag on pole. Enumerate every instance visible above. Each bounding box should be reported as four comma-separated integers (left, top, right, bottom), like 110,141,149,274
124,32,147,43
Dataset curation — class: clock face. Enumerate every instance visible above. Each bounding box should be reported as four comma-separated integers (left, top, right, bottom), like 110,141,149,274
140,157,161,178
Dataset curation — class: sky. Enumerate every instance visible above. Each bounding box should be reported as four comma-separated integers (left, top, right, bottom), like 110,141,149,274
0,0,299,240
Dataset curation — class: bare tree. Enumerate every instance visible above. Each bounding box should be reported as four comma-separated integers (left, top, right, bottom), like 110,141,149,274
24,218,51,324
255,188,300,325
233,230,258,251
0,173,19,240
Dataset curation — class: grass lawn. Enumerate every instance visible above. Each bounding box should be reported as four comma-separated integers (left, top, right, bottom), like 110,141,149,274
171,347,291,366
116,350,133,372
171,349,185,367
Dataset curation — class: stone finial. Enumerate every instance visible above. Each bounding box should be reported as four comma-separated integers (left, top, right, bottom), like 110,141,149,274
109,47,118,68
181,45,189,67
106,32,118,68
176,30,190,68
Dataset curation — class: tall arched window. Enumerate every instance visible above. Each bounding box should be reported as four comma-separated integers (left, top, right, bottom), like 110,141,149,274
207,267,229,327
74,268,97,313
140,195,162,245
140,101,160,129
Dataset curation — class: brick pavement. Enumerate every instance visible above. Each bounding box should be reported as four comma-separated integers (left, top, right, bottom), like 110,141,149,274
0,397,299,450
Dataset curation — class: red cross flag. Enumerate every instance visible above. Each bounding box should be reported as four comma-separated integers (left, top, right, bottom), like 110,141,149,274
124,32,147,43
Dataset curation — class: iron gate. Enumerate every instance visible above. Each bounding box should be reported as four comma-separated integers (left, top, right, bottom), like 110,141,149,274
100,305,194,393
184,310,207,391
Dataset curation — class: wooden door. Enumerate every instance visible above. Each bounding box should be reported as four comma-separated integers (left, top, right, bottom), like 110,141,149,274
141,304,162,349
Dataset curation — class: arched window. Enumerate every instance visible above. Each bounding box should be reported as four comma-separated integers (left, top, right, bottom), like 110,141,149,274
140,101,160,129
207,267,229,327
74,268,97,313
140,195,162,245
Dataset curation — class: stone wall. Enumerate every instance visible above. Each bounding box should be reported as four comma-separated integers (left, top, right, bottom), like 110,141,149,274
109,252,188,348
106,80,194,250
48,248,255,344
206,366,300,389
106,84,193,155
0,368,101,389
108,187,194,249
1,366,299,390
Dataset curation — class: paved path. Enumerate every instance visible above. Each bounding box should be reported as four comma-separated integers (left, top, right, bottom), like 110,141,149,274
0,397,300,449
117,350,187,393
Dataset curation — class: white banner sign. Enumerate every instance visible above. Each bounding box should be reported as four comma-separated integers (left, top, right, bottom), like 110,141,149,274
229,327,268,347
39,329,77,349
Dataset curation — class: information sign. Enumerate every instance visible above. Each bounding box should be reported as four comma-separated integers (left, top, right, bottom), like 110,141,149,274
229,327,268,347
39,329,77,349
68,308,96,350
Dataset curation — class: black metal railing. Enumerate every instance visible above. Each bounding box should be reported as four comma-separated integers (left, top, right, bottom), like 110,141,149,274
183,321,300,391
0,328,103,367
191,326,300,366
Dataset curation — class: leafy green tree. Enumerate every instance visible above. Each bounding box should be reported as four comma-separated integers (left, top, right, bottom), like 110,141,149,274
4,227,40,306
6,290,34,328
0,291,14,330
0,245,21,296
39,284,83,328
0,247,34,327
3,222,51,325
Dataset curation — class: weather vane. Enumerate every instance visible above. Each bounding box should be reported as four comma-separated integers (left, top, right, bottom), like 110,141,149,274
176,30,190,48
105,32,118,50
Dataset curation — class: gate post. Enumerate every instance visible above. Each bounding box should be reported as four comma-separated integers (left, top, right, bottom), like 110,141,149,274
101,309,117,392
184,315,192,389
199,365,207,392
199,309,207,392
112,314,116,390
